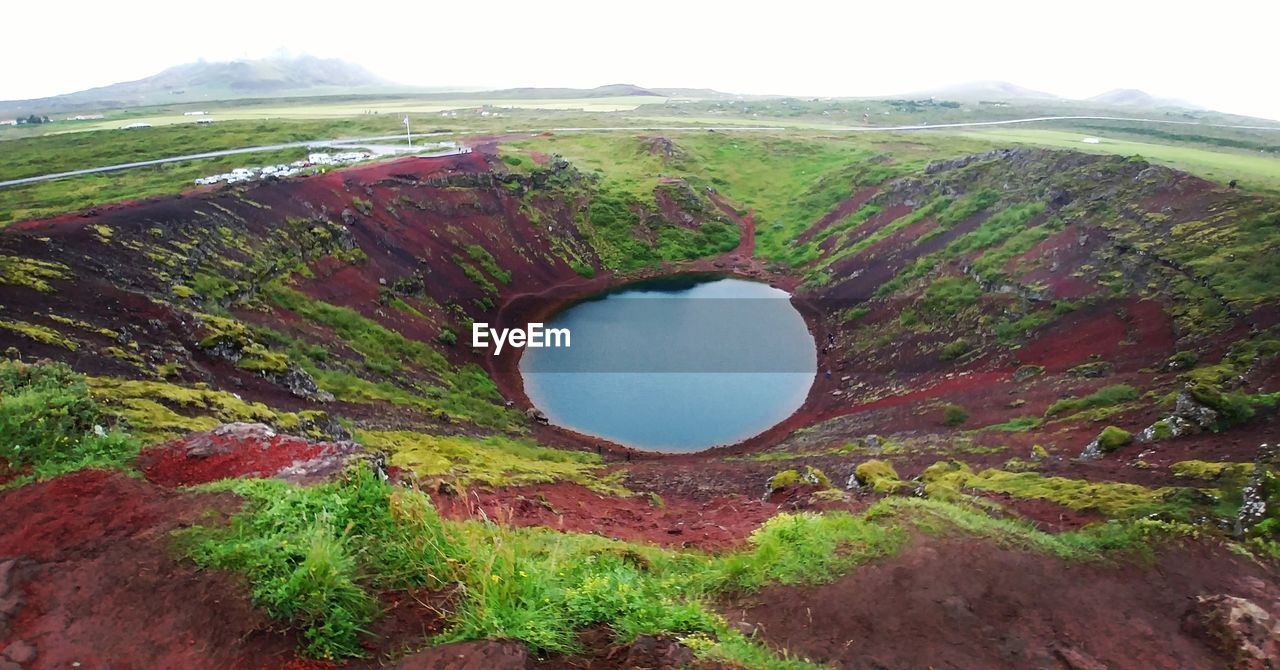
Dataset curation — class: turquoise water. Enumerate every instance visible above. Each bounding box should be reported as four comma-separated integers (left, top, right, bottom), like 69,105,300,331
520,276,816,452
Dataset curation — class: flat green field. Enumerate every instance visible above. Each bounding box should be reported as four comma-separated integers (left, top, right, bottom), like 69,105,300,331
945,127,1280,194
5,90,1280,229
0,148,308,226
10,96,671,136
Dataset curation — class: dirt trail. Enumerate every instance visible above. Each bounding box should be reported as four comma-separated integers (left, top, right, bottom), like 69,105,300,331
0,470,304,670
708,192,756,257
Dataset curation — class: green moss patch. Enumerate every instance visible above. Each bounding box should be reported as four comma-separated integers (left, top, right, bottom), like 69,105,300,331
358,430,619,494
853,459,905,494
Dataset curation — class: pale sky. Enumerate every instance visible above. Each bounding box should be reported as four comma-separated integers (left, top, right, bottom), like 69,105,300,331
5,0,1279,119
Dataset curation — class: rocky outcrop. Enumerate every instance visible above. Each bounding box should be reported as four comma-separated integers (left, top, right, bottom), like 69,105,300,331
1182,594,1280,669
139,422,377,487
1137,391,1221,443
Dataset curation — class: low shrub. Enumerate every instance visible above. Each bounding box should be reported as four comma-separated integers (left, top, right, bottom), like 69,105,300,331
0,358,139,480
943,403,970,426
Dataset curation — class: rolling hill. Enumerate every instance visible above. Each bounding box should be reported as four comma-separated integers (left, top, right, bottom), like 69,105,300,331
1088,88,1203,109
0,55,393,116
909,80,1061,100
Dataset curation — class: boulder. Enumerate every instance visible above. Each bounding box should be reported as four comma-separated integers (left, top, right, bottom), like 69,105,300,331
1175,391,1220,430
1137,415,1195,443
1,640,35,664
1181,595,1280,669
184,422,276,457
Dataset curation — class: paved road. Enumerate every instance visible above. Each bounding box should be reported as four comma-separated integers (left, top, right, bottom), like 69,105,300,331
4,115,1278,189
0,135,466,188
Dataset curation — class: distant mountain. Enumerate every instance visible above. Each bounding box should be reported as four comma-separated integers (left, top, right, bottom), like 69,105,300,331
468,84,663,100
648,87,737,99
908,80,1061,101
1087,88,1202,110
0,55,392,116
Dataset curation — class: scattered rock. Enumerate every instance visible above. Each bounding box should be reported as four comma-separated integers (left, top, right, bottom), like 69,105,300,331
525,408,549,424
766,466,831,498
849,459,904,494
2,640,35,664
0,559,14,597
1182,594,1280,669
185,423,276,457
939,595,976,626
1079,426,1131,460
1054,645,1108,670
1175,392,1220,431
141,424,374,487
1068,361,1113,379
279,365,334,402
622,634,695,669
394,640,531,670
1137,415,1195,443
1237,444,1276,533
0,595,22,616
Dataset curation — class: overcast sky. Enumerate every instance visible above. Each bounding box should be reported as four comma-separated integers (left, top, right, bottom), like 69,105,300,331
5,0,1278,119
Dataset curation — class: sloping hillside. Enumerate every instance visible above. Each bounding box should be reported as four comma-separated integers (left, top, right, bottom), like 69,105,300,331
0,55,390,115
2,135,1279,669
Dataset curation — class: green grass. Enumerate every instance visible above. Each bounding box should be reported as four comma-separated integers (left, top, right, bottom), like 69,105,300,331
0,148,309,227
0,359,140,484
936,189,998,228
182,464,1194,664
0,117,416,181
356,429,619,493
813,196,953,276
919,276,983,320
514,131,988,265
981,416,1044,433
949,127,1280,195
965,469,1178,518
875,201,1046,297
1045,384,1140,418
265,285,518,430
183,465,896,665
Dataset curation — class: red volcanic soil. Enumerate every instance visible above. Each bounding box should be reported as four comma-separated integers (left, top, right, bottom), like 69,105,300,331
138,426,366,488
1013,298,1174,373
795,186,882,246
0,470,302,670
431,481,779,552
725,538,1280,670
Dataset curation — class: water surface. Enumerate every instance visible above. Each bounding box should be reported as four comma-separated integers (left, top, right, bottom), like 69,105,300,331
520,276,816,452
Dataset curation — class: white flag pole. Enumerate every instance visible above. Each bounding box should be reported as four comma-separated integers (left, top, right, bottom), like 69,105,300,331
404,115,412,147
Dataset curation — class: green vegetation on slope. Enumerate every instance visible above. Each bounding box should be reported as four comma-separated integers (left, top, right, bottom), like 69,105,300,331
1045,384,1140,419
265,286,519,430
183,463,1186,664
0,148,309,227
876,201,1046,297
356,430,620,493
0,359,139,484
